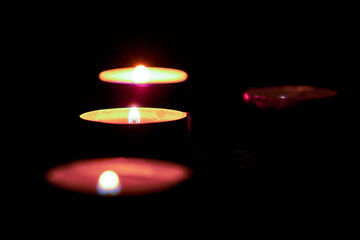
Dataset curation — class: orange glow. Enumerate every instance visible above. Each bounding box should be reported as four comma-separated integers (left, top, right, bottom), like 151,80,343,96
45,157,192,196
99,66,188,84
80,107,187,124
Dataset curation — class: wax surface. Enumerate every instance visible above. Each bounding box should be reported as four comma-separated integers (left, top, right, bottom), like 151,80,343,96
80,107,187,124
45,157,192,196
99,67,188,84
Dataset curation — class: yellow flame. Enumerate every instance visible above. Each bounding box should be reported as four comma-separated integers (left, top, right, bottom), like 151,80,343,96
128,107,141,124
97,170,121,196
132,65,149,83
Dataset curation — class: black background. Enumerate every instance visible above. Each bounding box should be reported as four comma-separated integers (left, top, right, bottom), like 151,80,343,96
14,0,359,233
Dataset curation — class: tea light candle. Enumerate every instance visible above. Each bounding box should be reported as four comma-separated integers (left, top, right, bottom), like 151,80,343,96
80,107,188,124
77,107,191,160
45,157,192,196
99,65,188,85
243,85,338,110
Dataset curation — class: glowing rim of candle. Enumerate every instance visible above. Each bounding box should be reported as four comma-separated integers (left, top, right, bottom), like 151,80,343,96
80,107,188,125
244,85,338,100
99,67,188,84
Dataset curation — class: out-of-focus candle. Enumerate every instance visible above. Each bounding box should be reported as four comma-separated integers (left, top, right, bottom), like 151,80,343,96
45,157,192,196
80,107,187,125
99,65,188,84
243,85,338,110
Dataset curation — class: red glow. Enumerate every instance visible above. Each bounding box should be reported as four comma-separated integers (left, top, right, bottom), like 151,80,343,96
80,107,187,124
243,92,250,104
45,157,192,196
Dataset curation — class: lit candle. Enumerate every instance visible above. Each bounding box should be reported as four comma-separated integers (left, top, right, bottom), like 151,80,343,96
80,107,187,124
46,157,192,196
77,107,191,160
243,85,338,110
99,65,188,84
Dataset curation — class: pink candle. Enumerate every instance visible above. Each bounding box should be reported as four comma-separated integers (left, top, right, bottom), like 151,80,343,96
46,157,192,196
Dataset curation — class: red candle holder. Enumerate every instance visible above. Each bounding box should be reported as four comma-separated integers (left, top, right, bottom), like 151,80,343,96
241,85,340,172
243,85,338,110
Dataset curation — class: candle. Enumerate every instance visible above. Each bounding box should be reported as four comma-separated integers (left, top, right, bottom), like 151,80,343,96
243,85,338,110
241,85,339,170
45,157,192,196
99,65,188,85
77,107,191,160
80,107,187,124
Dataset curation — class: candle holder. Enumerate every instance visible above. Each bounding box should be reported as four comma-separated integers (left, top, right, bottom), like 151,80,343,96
241,85,339,175
243,85,338,111
76,107,191,162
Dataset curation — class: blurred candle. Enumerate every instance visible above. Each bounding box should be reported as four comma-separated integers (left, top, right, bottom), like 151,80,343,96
99,65,188,84
46,157,192,196
243,85,338,110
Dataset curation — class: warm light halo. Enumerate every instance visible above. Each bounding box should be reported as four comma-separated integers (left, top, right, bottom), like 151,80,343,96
132,65,149,83
99,67,188,84
80,107,188,125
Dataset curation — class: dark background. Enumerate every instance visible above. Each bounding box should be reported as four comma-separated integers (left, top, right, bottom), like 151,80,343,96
16,0,359,231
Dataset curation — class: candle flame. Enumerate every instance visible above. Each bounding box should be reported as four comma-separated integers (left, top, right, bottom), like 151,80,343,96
128,107,141,124
96,170,121,196
132,65,149,83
